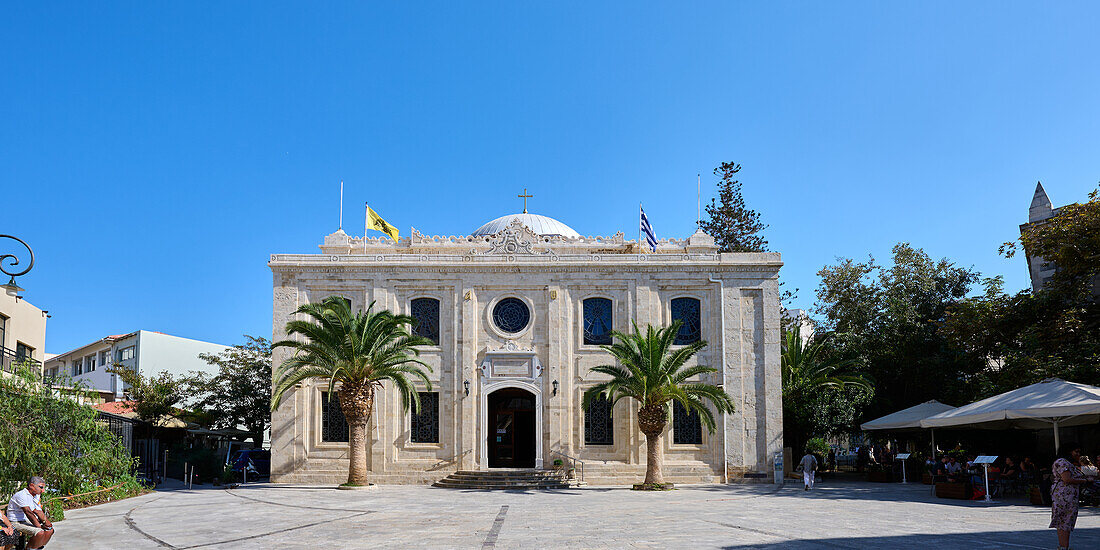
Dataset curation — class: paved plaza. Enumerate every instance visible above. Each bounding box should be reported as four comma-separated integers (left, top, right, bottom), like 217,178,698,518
54,479,1100,549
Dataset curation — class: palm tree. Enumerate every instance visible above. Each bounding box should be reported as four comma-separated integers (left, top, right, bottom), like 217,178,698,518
582,321,734,487
271,297,434,487
782,325,872,398
781,325,873,452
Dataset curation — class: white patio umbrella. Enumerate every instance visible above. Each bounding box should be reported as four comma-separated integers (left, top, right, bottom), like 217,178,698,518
861,400,956,456
920,378,1100,452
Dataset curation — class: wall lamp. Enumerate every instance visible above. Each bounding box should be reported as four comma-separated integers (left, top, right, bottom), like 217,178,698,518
552,380,559,396
464,380,470,397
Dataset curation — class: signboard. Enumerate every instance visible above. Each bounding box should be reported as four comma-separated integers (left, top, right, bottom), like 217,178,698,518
492,359,531,377
974,455,998,464
895,453,911,460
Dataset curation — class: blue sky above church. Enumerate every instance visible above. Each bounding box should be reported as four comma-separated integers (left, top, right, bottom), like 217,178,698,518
5,2,1100,352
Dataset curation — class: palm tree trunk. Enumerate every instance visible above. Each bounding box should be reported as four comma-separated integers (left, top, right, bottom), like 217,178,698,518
339,383,375,486
639,404,667,485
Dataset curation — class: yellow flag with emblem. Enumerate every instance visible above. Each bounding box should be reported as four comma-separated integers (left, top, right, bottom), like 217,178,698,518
365,204,399,242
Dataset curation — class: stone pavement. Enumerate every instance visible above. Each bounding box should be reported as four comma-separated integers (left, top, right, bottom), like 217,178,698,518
51,478,1100,549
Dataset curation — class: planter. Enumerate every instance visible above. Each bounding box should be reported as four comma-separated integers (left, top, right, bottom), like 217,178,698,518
867,471,894,483
935,482,970,500
921,473,932,485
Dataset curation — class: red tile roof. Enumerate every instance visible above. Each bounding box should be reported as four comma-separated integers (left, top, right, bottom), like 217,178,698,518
92,401,136,415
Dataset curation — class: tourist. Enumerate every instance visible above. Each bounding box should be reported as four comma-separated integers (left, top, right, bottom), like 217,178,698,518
1001,457,1019,480
1050,443,1087,550
6,476,54,549
1079,455,1099,477
798,449,818,491
945,456,963,480
0,510,18,550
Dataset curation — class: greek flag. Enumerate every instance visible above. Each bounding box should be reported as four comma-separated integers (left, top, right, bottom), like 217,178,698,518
639,205,657,252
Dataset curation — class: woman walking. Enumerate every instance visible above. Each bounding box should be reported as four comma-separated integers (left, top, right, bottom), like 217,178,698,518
1050,442,1088,550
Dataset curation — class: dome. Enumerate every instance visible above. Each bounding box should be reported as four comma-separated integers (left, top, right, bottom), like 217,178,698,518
472,213,581,238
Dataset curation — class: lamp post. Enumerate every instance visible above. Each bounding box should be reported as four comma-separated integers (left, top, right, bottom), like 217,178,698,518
1,235,34,296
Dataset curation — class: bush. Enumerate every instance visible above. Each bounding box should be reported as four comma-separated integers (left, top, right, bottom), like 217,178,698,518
0,363,145,513
804,437,829,457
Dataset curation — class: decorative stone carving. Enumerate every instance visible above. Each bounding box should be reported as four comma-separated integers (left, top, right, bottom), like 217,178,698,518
482,219,543,255
478,340,543,378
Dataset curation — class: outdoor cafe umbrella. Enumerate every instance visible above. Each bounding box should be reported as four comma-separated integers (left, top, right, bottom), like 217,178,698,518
861,400,956,456
920,378,1100,452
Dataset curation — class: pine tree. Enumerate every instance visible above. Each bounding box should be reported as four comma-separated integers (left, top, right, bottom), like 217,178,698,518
699,162,769,253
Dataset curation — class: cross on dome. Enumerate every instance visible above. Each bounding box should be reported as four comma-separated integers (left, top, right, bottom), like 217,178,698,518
518,188,533,214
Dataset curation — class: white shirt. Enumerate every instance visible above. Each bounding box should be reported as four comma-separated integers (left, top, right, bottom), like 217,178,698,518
799,454,818,472
6,489,40,523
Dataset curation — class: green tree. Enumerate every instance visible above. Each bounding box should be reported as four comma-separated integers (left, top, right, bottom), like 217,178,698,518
271,297,433,487
189,336,272,446
781,326,873,452
813,243,983,419
699,161,769,253
107,365,187,427
582,321,734,488
0,362,142,512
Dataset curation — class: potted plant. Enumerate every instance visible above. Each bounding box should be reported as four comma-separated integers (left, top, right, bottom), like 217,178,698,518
552,459,564,470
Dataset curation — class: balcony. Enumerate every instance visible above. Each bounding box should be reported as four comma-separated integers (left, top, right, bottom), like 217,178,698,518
1,345,42,374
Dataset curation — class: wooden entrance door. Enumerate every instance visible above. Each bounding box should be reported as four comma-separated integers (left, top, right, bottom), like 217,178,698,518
487,388,536,468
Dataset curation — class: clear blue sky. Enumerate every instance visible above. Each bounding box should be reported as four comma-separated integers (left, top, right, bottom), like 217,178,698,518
4,3,1099,354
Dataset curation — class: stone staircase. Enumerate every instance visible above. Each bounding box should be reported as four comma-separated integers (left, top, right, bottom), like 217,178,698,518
433,469,585,490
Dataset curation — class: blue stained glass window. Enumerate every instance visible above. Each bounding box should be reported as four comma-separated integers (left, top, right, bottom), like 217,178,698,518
671,297,701,345
411,297,440,345
493,297,530,334
583,298,613,345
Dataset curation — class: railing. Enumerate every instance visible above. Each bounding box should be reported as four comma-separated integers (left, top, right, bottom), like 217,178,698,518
429,448,472,471
549,449,585,483
0,345,41,374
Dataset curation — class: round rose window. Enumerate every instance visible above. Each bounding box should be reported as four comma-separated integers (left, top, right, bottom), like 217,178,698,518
492,297,530,334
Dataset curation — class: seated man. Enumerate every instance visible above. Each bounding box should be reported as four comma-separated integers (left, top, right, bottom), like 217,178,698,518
0,509,18,550
944,457,964,481
6,476,54,549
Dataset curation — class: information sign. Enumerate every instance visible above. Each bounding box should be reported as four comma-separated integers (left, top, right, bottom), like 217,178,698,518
974,455,998,464
895,453,911,460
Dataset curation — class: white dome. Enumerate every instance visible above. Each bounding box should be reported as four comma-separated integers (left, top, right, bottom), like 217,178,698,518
472,213,581,238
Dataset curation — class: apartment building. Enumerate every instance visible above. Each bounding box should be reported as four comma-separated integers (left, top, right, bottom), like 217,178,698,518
0,289,48,375
43,330,231,396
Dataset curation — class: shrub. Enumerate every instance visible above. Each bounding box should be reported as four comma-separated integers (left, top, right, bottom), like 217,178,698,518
0,363,145,513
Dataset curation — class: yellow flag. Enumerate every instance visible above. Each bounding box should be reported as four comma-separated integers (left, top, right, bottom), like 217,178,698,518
366,205,399,242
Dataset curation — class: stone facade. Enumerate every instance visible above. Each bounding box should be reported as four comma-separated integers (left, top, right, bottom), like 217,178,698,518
269,216,783,485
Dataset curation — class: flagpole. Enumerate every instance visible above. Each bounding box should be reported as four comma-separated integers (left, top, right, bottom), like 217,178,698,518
339,180,344,230
364,202,369,239
697,173,701,229
639,203,643,254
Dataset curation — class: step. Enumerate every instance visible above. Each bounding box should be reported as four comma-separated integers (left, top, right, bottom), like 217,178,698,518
433,469,585,490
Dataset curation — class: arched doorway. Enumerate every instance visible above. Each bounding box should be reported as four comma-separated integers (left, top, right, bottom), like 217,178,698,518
487,388,537,468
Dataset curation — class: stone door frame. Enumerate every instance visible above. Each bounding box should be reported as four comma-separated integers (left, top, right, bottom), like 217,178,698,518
480,379,543,469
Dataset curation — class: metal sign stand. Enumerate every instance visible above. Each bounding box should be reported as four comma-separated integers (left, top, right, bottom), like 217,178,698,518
974,455,998,502
895,453,911,484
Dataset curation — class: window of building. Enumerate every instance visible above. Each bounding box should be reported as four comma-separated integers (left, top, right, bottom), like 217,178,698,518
410,298,440,345
320,392,349,443
0,314,7,347
73,357,82,376
15,342,32,361
410,391,440,443
86,354,96,372
672,401,703,445
583,298,613,345
584,394,614,445
492,297,530,334
118,346,135,362
99,350,109,367
670,297,701,345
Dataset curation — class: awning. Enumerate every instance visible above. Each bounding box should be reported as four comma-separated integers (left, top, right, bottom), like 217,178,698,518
920,378,1100,451
861,400,956,431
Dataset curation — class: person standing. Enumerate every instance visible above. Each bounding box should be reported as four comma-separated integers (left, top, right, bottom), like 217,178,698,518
1050,443,1087,550
6,476,53,549
799,450,819,491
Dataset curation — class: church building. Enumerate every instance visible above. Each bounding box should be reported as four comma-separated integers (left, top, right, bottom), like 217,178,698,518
269,207,783,484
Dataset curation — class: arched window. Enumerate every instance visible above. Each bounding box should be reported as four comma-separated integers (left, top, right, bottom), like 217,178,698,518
410,298,440,345
670,297,701,345
673,401,702,445
584,394,614,445
583,297,613,345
